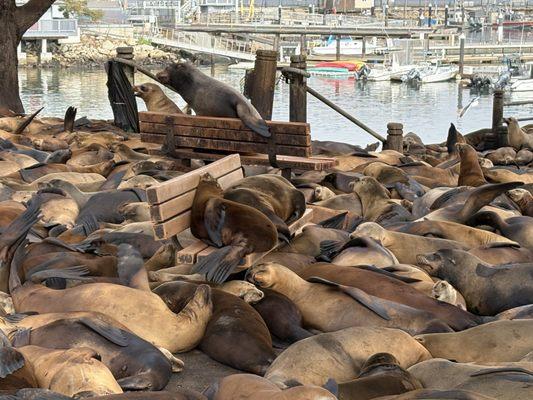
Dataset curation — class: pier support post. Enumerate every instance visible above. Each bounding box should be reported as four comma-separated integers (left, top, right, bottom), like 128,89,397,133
249,50,278,120
336,35,341,61
458,33,465,78
300,34,307,56
362,38,366,58
289,55,307,123
40,38,52,63
384,123,404,153
116,47,135,85
492,89,508,147
444,5,449,26
18,42,27,66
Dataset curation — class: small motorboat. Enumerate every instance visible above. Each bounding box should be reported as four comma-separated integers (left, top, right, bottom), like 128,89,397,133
510,79,533,92
399,64,459,83
307,67,354,77
315,61,366,71
367,64,418,81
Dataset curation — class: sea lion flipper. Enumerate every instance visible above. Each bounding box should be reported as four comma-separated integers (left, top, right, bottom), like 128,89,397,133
204,199,225,247
64,106,77,133
192,245,247,284
77,317,129,347
28,266,91,283
99,167,127,191
117,373,156,391
10,328,31,347
3,312,37,324
429,187,469,210
470,367,533,377
236,103,271,138
318,239,347,260
117,243,150,291
13,107,44,135
356,265,422,284
460,182,524,221
318,212,349,230
0,347,25,379
307,276,391,320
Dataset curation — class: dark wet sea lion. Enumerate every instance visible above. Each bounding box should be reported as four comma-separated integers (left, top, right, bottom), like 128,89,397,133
457,143,487,187
157,62,270,137
190,173,278,283
10,316,173,391
7,163,70,183
247,262,453,335
379,388,497,399
154,280,275,374
278,225,349,258
327,237,398,267
298,263,480,330
251,288,313,346
338,353,422,400
417,248,533,315
133,83,183,114
467,210,533,249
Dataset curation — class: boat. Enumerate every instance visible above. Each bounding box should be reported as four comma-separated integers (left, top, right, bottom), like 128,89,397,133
315,61,366,71
396,64,459,83
510,79,533,92
366,64,417,81
307,67,355,77
311,36,377,56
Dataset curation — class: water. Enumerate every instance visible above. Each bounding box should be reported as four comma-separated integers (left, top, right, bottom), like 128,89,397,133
18,66,533,147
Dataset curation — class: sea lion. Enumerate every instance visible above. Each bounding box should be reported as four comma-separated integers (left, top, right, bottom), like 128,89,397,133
247,262,453,335
486,147,517,166
362,162,409,186
504,117,533,150
408,358,533,400
328,237,399,267
298,263,479,330
264,326,431,387
17,346,122,397
415,320,533,363
457,143,487,187
431,280,467,310
516,148,533,165
0,172,106,192
252,288,313,346
417,248,533,315
190,173,278,283
484,167,533,184
218,280,264,304
205,373,337,400
351,222,467,264
507,188,533,216
156,62,270,137
8,315,175,391
467,211,533,249
154,280,275,374
338,353,422,400
312,193,362,215
133,83,183,114
377,389,497,399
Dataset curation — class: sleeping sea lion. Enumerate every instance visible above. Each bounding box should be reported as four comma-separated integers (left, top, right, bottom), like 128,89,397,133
134,83,183,114
467,210,533,249
156,62,270,137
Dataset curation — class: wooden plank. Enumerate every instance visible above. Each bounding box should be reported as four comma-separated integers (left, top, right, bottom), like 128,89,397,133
149,148,337,171
138,111,310,136
140,122,311,146
288,208,314,235
141,133,311,157
150,169,244,223
153,210,191,240
176,240,208,264
147,154,241,205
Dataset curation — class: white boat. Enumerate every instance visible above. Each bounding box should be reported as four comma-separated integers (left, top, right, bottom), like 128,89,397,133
311,37,377,56
510,79,533,92
396,64,459,83
366,64,417,81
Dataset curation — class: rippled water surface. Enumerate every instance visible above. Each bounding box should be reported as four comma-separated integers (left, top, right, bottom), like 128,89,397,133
18,66,533,147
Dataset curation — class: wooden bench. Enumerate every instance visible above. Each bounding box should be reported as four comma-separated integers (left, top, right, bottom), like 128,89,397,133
147,154,314,268
139,111,337,177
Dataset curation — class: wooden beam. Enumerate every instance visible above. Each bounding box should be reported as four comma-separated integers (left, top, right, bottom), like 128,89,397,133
176,240,209,264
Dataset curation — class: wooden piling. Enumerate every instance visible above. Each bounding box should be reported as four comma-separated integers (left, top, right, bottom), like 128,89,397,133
289,55,307,123
383,123,404,153
492,89,508,147
458,34,465,77
249,50,278,120
116,47,134,85
336,35,341,61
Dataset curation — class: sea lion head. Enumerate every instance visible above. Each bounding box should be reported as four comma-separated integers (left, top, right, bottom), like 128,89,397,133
416,251,446,275
359,353,401,377
478,158,493,168
350,176,391,200
516,148,533,165
133,83,163,100
220,280,265,304
508,188,531,204
199,172,222,189
350,222,386,243
431,280,458,305
156,62,196,89
314,185,335,202
246,263,279,289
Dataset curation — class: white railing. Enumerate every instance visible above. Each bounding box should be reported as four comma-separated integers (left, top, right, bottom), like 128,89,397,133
23,18,78,38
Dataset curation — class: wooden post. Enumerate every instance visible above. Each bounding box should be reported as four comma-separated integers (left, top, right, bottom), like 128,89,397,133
428,3,432,27
336,35,341,61
249,49,278,120
458,33,465,77
383,122,403,153
116,47,134,85
210,36,215,76
492,89,508,147
300,34,307,56
289,55,307,123
444,4,449,26
273,33,280,53
361,37,366,58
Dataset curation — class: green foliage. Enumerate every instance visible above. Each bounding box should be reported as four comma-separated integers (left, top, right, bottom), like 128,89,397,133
59,0,104,22
137,37,152,45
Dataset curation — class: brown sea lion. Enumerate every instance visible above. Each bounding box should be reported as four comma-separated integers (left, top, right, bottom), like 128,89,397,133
504,117,533,150
362,162,409,186
264,326,431,387
133,83,183,114
298,263,480,330
329,237,398,267
17,346,122,397
352,222,467,264
467,210,533,249
377,388,497,399
516,148,533,164
417,248,533,315
415,320,533,363
457,143,487,187
408,358,533,400
312,193,362,215
190,173,278,283
486,147,517,166
338,353,422,400
154,280,275,374
247,262,453,335
157,62,270,137
484,167,533,184
508,188,533,216
205,373,337,400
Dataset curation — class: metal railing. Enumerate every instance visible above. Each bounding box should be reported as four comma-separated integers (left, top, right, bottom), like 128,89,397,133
23,19,78,38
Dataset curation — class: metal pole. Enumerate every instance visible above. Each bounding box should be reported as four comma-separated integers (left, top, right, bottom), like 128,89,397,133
444,4,449,26
459,33,465,77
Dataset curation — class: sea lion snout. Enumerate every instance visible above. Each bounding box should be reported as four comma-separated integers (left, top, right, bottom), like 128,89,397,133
246,264,275,288
416,253,443,274
156,69,170,84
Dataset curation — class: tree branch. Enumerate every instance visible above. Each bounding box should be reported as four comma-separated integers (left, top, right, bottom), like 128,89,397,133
15,0,57,35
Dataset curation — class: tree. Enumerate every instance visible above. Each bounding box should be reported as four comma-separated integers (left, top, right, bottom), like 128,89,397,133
59,0,103,22
0,0,57,113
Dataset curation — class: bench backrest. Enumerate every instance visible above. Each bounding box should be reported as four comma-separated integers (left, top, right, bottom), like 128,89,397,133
139,111,312,157
147,154,243,240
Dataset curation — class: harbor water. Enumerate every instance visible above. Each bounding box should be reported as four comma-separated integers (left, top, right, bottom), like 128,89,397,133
18,66,533,147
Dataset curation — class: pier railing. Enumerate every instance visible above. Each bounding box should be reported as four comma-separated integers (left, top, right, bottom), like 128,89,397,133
23,18,78,39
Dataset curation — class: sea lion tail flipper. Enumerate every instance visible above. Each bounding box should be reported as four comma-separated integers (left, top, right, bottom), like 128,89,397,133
204,199,225,247
356,265,422,283
318,212,349,230
77,317,129,347
117,373,156,391
429,187,470,210
471,367,533,377
10,328,31,347
236,103,271,138
63,106,77,133
13,107,44,135
28,266,91,283
192,245,247,284
306,276,391,320
99,167,127,191
3,312,38,324
117,243,150,291
318,239,348,261
0,347,25,379
460,181,524,221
